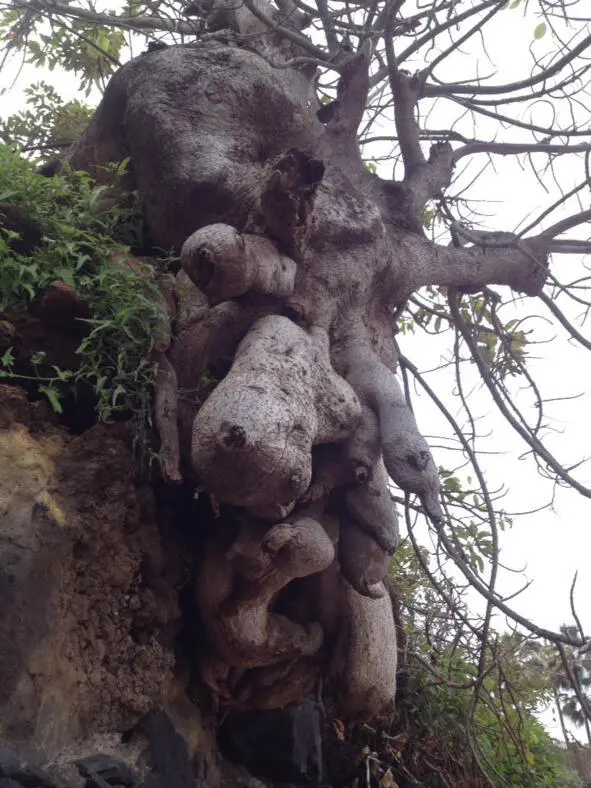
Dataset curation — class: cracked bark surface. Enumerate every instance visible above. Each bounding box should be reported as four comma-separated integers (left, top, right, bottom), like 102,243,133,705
66,5,551,720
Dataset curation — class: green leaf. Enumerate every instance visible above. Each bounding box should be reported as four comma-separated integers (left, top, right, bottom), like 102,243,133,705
534,22,547,40
443,476,462,493
39,385,63,414
30,350,47,365
53,267,77,288
53,366,74,382
116,156,132,178
1,347,15,369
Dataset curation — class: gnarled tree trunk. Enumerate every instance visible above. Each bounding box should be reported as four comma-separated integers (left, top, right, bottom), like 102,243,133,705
65,0,549,722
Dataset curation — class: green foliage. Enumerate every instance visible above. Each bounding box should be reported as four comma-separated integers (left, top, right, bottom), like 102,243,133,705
424,654,580,788
388,539,429,604
30,23,124,94
392,630,582,786
0,82,94,158
332,588,582,787
0,144,168,422
1,9,125,95
552,625,591,734
421,202,442,231
409,285,531,379
383,544,582,787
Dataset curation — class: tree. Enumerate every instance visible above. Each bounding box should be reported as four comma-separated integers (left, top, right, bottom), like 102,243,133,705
1,0,591,785
552,626,591,747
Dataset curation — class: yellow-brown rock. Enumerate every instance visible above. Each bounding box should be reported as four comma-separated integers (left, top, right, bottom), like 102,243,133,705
0,387,179,761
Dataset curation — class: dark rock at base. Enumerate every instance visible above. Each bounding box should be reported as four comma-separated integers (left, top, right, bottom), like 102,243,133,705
83,776,118,788
218,700,323,786
128,711,196,788
75,755,136,787
0,748,60,788
138,777,164,788
0,749,20,778
141,778,207,788
13,766,58,788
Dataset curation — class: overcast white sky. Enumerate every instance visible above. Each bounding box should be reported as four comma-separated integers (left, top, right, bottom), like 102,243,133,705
358,5,591,645
1,0,590,737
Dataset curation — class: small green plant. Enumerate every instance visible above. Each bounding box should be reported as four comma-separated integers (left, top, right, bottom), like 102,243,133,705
0,144,169,423
0,348,74,413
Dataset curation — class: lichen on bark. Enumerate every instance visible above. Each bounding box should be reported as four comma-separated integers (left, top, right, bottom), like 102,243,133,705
64,0,551,720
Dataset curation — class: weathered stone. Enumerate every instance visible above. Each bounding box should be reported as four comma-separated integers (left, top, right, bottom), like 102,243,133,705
129,712,196,788
0,385,30,429
0,778,23,788
75,755,135,787
36,282,90,331
12,767,58,788
0,749,20,778
0,203,43,255
0,424,70,756
0,419,179,760
0,321,17,354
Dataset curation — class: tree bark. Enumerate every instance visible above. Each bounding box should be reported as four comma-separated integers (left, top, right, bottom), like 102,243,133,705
65,6,551,719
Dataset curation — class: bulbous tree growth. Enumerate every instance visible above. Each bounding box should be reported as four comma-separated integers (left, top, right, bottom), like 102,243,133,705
66,0,555,720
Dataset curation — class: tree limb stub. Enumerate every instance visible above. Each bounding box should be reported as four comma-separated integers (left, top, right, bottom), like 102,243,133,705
329,578,398,721
395,232,549,298
345,458,400,553
181,223,297,305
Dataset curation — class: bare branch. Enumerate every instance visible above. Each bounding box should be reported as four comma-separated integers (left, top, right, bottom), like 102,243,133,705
423,33,591,97
454,141,591,163
242,0,328,59
539,208,591,239
9,0,200,34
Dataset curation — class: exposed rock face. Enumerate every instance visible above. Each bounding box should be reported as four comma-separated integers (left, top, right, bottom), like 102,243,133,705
0,710,234,788
0,387,179,762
